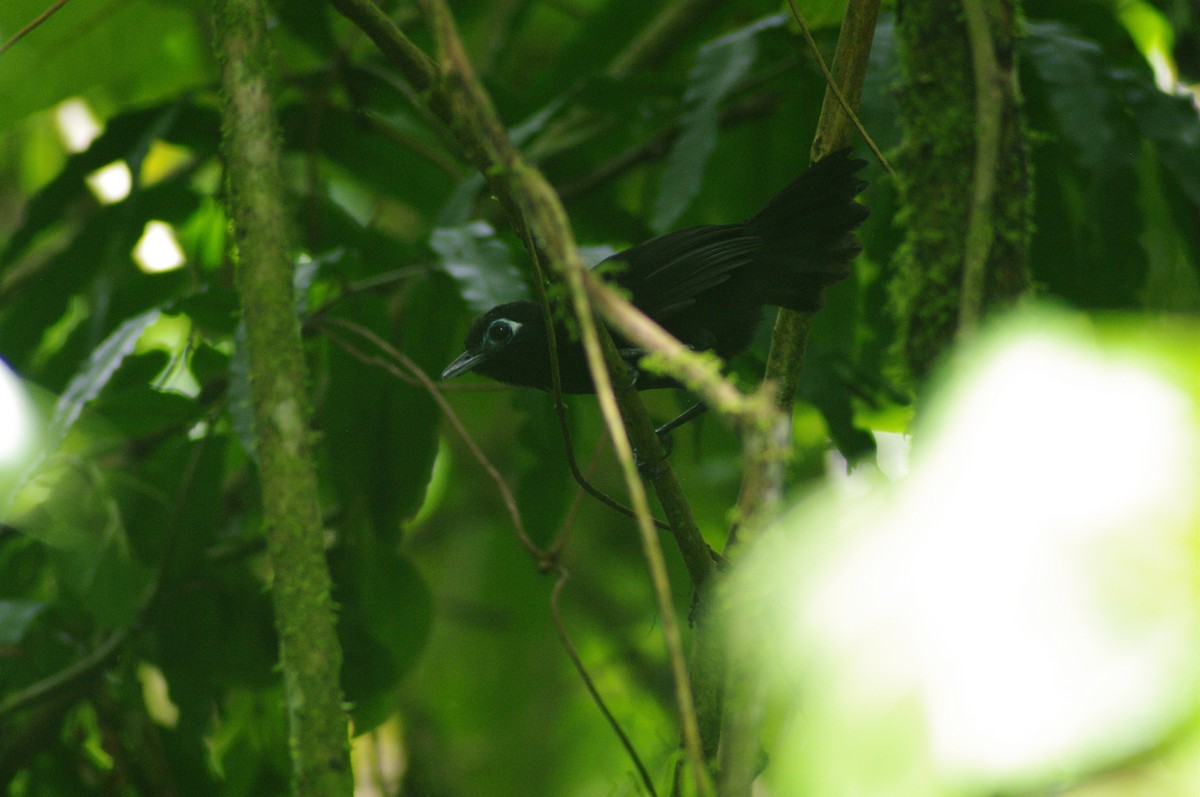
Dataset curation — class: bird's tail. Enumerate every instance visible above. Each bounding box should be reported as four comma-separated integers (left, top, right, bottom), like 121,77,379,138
746,148,870,311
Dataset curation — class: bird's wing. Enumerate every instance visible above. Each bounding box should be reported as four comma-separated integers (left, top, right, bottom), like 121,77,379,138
603,223,761,320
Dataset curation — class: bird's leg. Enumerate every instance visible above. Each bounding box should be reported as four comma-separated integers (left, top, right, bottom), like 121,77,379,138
633,402,707,478
634,447,669,479
617,348,642,388
655,402,707,440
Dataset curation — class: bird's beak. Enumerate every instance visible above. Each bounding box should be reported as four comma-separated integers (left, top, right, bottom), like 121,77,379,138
441,350,487,380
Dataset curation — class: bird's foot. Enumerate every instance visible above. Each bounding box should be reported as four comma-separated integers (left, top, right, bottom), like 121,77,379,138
634,433,674,479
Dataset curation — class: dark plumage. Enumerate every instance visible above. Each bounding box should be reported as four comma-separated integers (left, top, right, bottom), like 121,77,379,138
441,149,869,393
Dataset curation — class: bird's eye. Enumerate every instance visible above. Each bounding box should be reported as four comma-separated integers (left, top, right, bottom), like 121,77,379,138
486,319,519,345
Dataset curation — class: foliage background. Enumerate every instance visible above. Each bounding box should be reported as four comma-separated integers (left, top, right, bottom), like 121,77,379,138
1,0,1198,795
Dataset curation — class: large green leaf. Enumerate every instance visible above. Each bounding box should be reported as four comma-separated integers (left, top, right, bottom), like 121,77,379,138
330,532,433,732
651,14,787,233
0,598,45,644
431,221,528,313
513,391,575,549
0,1,212,128
1024,21,1150,308
44,308,161,450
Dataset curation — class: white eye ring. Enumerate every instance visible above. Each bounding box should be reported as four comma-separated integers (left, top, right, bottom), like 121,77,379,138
486,319,522,344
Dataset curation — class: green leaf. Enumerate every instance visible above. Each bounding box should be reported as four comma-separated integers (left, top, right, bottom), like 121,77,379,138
1,102,216,266
1026,22,1120,170
331,533,432,732
651,14,787,233
0,599,45,644
153,572,279,731
1116,70,1200,209
514,392,575,548
1024,21,1149,307
431,221,528,313
0,1,212,128
45,308,161,450
280,104,453,220
320,274,459,538
54,530,153,627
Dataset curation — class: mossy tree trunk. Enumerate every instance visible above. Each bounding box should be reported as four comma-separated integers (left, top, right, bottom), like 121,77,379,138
212,0,353,793
890,0,1032,382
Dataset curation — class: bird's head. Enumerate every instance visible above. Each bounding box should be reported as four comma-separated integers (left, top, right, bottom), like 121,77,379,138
440,301,551,388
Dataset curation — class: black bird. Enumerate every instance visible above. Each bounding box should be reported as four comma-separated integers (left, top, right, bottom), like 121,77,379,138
442,149,869,400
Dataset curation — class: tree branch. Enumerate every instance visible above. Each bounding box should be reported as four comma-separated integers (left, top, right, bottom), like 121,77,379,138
213,0,352,793
732,0,880,547
959,0,1004,337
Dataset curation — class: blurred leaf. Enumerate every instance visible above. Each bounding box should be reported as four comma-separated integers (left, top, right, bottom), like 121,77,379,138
153,572,277,730
798,346,876,460
1116,69,1200,209
0,1,212,127
652,14,787,233
1026,22,1120,171
331,533,433,732
274,0,338,55
804,257,881,461
745,307,1200,797
113,417,230,576
1,176,202,381
431,221,528,313
1025,21,1149,308
571,73,676,117
1136,148,1200,311
53,526,153,627
280,104,453,221
203,687,289,797
93,382,197,440
0,599,45,644
795,0,855,29
858,14,904,154
1,102,218,266
321,274,458,538
510,94,570,147
391,274,464,525
175,287,241,339
175,196,230,273
45,308,160,450
514,392,574,548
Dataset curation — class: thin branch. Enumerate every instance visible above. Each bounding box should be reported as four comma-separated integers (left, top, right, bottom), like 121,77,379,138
548,434,607,557
606,0,724,78
958,0,1003,337
419,2,712,790
734,0,881,546
585,274,778,434
718,4,882,795
330,0,438,91
318,318,548,564
0,0,73,57
0,629,128,718
520,201,673,534
507,119,716,797
326,317,657,789
550,567,658,797
789,0,893,177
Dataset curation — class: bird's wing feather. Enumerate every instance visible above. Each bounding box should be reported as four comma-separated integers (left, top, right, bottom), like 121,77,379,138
604,224,761,320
